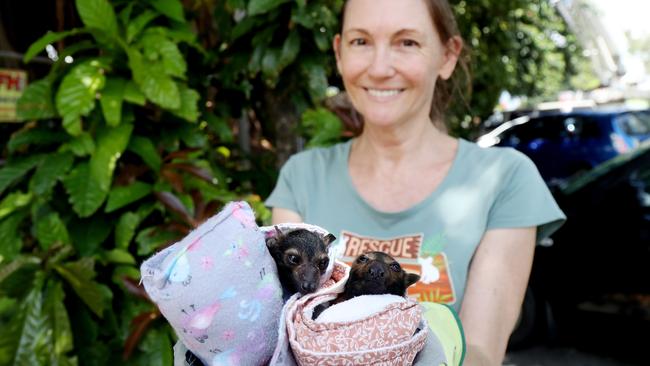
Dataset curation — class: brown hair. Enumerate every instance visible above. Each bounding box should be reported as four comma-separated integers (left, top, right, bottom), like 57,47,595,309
339,0,472,132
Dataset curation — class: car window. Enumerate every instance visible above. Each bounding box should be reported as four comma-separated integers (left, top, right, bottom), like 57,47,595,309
577,116,602,138
509,116,566,141
617,112,650,135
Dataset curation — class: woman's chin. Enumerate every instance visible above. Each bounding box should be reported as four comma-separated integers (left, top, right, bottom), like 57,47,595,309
362,115,405,129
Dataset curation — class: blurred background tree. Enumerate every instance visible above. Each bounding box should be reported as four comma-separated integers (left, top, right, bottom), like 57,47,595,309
0,0,590,364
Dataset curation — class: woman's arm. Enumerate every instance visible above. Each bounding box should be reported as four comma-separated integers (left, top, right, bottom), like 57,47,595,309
459,227,536,366
271,207,303,225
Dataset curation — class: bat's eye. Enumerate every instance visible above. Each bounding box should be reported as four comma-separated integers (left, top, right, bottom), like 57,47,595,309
287,254,301,265
318,258,329,272
390,263,401,272
357,255,368,264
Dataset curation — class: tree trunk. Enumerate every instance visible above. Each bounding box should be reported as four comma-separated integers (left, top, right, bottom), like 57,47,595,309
263,89,300,168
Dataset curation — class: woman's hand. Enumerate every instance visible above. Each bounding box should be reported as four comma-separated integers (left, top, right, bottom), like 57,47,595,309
459,227,537,365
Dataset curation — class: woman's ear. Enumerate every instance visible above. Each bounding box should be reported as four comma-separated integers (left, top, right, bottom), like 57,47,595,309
333,34,343,74
439,36,463,80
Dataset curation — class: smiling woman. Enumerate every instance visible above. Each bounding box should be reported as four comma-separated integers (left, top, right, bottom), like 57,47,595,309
266,0,566,365
334,0,467,131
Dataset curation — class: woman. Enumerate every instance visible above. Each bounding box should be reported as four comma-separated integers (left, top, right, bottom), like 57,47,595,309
266,0,565,365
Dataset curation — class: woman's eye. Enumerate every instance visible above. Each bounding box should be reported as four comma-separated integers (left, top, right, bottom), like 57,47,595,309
401,39,419,47
350,38,367,46
287,255,300,265
357,255,368,264
390,263,401,272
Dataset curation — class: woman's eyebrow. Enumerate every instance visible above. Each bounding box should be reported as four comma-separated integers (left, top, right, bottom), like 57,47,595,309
343,28,424,38
394,28,424,38
343,28,370,36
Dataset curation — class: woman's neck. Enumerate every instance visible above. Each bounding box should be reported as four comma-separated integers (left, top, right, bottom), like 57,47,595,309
352,119,453,166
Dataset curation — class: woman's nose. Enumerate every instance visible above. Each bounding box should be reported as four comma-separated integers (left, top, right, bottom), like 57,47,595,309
367,46,395,79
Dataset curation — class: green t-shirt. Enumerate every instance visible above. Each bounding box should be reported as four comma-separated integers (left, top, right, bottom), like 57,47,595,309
266,138,566,311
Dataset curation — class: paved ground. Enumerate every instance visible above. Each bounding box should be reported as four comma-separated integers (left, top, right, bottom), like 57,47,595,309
505,346,639,366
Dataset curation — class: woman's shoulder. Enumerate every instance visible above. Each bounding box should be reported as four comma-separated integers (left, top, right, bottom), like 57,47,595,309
460,138,534,170
285,141,351,169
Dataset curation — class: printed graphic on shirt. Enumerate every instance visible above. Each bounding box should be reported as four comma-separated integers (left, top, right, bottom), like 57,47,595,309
339,231,456,304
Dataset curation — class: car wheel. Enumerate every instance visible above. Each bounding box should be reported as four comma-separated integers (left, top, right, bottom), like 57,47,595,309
508,286,539,350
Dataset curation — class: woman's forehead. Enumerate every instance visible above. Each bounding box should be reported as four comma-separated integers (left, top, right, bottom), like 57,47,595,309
343,0,434,33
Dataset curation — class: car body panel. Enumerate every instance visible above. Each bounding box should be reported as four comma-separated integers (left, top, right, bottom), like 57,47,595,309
478,108,650,182
531,141,650,316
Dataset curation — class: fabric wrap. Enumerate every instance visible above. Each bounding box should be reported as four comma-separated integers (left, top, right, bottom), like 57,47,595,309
140,201,284,366
271,261,428,366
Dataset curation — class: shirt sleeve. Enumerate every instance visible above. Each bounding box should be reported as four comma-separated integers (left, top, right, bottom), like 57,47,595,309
265,155,303,215
486,151,566,241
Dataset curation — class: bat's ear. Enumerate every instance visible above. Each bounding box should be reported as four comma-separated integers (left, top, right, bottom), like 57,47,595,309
404,273,420,288
266,226,284,250
323,233,336,246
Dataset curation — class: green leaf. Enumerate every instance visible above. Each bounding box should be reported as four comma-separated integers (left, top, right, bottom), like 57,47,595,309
301,58,328,101
63,116,83,136
8,127,69,154
149,0,185,22
43,280,73,357
75,0,119,36
115,212,139,249
111,265,140,287
23,28,86,63
105,181,152,213
128,49,180,109
16,79,57,121
231,17,261,42
62,132,95,157
100,77,126,127
126,10,159,43
140,32,187,79
204,113,234,143
30,152,75,196
102,248,135,265
248,0,290,16
115,203,156,249
158,39,187,79
53,258,107,317
136,327,172,366
35,212,71,250
136,227,179,256
127,136,162,171
0,191,32,221
280,30,301,68
11,273,47,366
90,123,134,192
313,29,330,51
0,256,40,290
261,48,281,83
63,162,108,218
55,60,107,135
301,107,343,147
68,215,113,256
123,81,146,106
0,154,45,196
170,85,200,122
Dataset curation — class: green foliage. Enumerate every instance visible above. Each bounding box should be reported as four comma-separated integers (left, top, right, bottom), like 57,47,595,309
3,0,273,364
301,108,344,148
451,0,585,124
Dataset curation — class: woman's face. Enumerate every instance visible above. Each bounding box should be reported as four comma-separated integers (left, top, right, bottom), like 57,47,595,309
334,0,459,129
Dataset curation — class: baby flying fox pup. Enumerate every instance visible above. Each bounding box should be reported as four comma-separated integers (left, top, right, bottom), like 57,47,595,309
341,251,421,301
266,227,335,295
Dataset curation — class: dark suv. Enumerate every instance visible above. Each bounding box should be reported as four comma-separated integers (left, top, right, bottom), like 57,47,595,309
477,107,650,182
